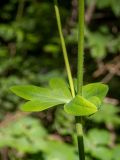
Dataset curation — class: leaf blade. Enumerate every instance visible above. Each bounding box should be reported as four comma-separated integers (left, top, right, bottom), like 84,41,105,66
82,83,108,101
21,100,63,112
10,85,70,103
64,95,98,116
49,77,72,99
10,85,49,100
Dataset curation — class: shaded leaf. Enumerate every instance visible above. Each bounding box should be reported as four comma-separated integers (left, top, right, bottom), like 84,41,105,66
88,96,101,109
64,95,98,116
91,103,120,125
82,83,108,101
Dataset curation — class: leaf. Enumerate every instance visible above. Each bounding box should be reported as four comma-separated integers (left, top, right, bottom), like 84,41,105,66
10,85,51,100
45,140,77,160
64,95,98,116
73,80,108,102
90,103,120,125
87,129,111,146
10,78,72,112
85,128,112,160
21,100,62,112
10,84,71,103
49,77,72,99
88,96,101,109
82,83,108,101
112,145,120,160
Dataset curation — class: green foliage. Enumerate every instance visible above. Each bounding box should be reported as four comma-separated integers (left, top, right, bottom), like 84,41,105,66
85,128,120,160
64,95,98,116
10,78,108,116
0,116,77,160
10,78,72,112
91,103,120,125
82,83,109,101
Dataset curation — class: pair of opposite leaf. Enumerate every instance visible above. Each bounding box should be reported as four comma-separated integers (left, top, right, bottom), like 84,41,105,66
10,78,108,116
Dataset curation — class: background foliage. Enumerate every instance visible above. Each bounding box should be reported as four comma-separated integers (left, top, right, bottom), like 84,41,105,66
0,0,120,159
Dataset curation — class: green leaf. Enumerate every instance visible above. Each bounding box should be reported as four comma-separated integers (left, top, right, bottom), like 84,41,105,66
45,140,77,160
88,96,101,109
10,78,72,112
49,77,72,99
10,84,71,103
91,103,120,125
10,85,51,100
82,83,108,101
73,80,108,102
21,100,62,112
64,95,98,116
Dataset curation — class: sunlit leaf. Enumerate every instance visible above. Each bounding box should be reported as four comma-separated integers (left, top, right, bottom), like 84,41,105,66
21,100,62,112
10,85,51,100
10,78,72,112
10,84,71,104
49,77,72,99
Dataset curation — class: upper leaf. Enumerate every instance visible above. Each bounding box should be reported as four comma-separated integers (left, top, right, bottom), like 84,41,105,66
82,83,108,101
10,85,51,100
49,77,72,100
64,95,98,116
10,85,71,104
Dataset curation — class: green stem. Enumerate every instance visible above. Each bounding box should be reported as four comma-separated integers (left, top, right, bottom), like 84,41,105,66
54,0,75,97
76,0,85,160
77,0,84,94
76,117,85,160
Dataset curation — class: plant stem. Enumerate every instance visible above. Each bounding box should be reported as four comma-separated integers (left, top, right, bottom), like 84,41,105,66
76,0,85,160
54,0,75,97
76,116,85,160
77,0,84,94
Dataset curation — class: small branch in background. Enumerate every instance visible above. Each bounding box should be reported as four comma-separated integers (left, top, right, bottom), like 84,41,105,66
69,0,78,27
8,42,16,56
102,73,114,83
0,148,8,160
0,111,29,128
104,97,119,105
63,0,78,36
106,123,116,148
16,0,25,21
85,0,96,24
93,55,120,83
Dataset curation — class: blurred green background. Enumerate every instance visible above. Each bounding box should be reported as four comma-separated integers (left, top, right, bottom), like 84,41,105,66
0,0,120,159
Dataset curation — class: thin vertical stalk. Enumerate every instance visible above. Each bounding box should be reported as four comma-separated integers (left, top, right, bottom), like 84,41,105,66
76,0,85,160
16,0,25,21
76,116,85,160
77,0,84,94
54,0,75,97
